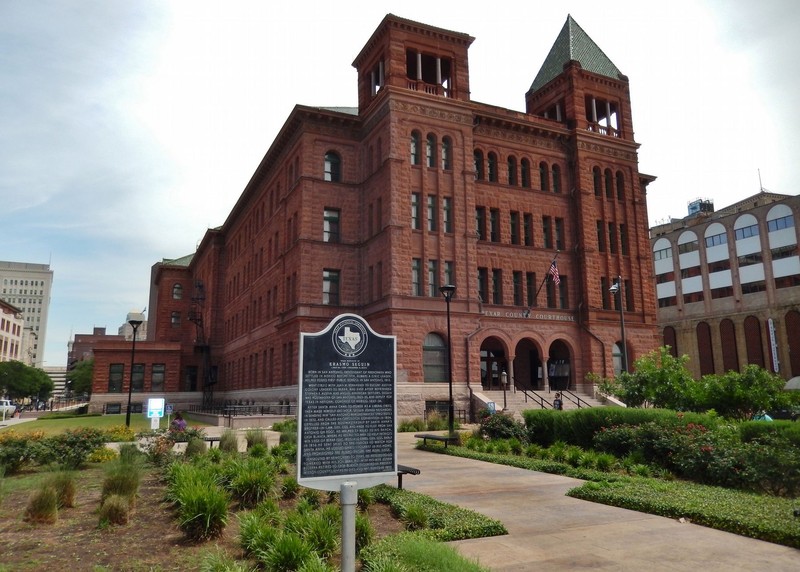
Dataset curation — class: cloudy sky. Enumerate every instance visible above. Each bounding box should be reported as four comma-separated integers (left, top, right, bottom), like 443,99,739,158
2,0,798,367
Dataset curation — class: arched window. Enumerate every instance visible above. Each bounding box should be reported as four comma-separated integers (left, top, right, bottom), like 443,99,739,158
696,322,714,376
324,151,341,182
474,150,484,180
604,168,613,199
507,156,517,186
539,162,549,192
426,133,436,168
410,131,421,165
552,164,561,194
521,158,531,188
172,283,183,300
593,166,602,196
441,136,452,170
612,342,625,376
171,311,181,327
786,310,800,376
663,326,677,357
488,152,498,182
720,318,738,372
744,315,765,368
616,171,625,200
422,333,448,382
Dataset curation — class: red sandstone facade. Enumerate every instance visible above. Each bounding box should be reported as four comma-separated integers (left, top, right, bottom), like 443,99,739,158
90,15,659,417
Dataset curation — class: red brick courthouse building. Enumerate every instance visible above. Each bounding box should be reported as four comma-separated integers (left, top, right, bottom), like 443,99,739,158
90,14,659,417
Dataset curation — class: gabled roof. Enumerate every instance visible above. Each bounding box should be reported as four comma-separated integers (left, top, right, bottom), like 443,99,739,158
529,15,623,93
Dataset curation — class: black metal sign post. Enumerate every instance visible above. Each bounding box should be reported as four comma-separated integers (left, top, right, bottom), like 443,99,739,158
297,314,397,572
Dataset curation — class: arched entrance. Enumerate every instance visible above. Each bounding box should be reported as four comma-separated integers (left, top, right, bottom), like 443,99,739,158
480,337,507,390
513,338,542,391
547,339,572,391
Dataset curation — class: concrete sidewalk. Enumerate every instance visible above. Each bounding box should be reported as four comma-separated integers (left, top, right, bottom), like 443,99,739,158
396,432,799,571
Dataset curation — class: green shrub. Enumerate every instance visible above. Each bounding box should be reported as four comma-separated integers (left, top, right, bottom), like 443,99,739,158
104,424,136,442
87,447,118,463
255,531,313,571
398,418,426,432
198,547,253,572
219,430,239,453
248,443,268,458
178,481,230,540
98,494,129,526
360,532,489,572
280,476,299,499
272,418,297,433
37,427,107,470
239,511,281,555
228,458,275,508
479,413,526,441
25,484,58,524
356,510,375,554
304,511,339,558
185,438,207,458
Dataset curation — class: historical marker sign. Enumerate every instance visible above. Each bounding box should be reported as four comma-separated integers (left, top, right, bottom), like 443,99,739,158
298,314,397,491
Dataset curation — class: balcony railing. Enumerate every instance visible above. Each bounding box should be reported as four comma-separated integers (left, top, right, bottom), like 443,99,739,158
406,80,452,98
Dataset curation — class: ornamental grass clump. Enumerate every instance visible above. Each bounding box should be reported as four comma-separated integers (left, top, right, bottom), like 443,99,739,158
245,428,268,449
219,430,239,453
24,484,58,524
185,437,207,458
101,459,142,507
255,530,314,571
45,471,76,508
98,494,130,526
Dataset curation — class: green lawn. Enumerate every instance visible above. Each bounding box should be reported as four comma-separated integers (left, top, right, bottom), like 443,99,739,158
0,413,210,436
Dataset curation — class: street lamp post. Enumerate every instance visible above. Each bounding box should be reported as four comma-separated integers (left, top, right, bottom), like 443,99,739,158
501,370,508,411
609,276,628,374
439,284,456,436
125,313,144,428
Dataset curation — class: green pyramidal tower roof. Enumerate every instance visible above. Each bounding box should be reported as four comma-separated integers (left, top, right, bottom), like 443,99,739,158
529,15,623,93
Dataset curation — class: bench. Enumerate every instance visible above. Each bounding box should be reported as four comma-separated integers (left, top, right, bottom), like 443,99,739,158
203,436,221,448
414,433,456,448
396,464,420,489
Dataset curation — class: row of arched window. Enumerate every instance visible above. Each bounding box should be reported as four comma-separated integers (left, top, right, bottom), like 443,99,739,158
593,167,625,200
410,131,453,170
474,151,563,192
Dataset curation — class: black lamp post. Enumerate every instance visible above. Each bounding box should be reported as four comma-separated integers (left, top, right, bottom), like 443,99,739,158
609,276,628,374
501,370,508,411
125,313,144,428
439,284,456,436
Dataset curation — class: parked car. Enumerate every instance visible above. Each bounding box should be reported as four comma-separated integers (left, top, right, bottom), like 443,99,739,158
0,399,17,417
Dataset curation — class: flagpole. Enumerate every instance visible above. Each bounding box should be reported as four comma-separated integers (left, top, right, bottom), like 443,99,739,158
532,251,560,308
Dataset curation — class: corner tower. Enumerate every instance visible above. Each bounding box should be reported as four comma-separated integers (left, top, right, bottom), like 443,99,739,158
527,15,658,375
353,14,474,113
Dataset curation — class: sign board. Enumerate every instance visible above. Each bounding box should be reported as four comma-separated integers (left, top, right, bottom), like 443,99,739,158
165,403,173,415
147,398,165,419
768,318,780,373
298,314,397,491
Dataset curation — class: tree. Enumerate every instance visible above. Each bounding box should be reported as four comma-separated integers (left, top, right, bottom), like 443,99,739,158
0,360,54,400
599,347,694,409
695,365,793,421
66,358,94,397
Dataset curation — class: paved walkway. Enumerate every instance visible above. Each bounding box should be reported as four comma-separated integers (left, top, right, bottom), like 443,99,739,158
396,432,799,571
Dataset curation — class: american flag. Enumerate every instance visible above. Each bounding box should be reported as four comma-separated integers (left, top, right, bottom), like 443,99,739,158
548,260,560,285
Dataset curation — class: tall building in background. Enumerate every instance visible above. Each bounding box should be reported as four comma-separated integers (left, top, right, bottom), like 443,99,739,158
651,191,800,380
0,298,25,363
89,15,659,416
0,260,53,368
